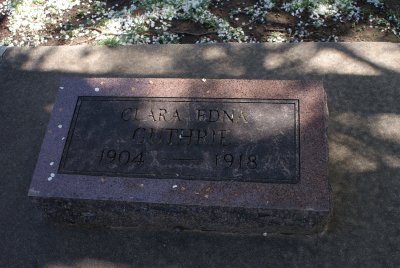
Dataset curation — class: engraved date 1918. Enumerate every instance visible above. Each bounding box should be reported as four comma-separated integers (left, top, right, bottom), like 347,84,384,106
215,153,257,169
99,149,144,165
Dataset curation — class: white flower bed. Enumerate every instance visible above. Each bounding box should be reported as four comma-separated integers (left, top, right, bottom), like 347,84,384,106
0,0,398,46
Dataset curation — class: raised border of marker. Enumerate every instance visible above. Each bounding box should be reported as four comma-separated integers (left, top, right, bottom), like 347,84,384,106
59,97,300,183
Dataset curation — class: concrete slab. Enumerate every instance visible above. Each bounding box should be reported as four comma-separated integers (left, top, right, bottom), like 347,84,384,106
0,43,400,267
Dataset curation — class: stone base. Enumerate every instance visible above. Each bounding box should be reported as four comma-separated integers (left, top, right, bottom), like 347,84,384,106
32,197,330,234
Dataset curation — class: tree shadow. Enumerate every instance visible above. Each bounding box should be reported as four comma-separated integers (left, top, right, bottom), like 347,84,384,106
0,42,400,267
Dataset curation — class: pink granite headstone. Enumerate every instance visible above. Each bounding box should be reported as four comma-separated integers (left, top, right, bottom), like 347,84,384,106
29,78,331,234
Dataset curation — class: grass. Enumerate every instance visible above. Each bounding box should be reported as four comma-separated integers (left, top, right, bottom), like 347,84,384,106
97,37,121,46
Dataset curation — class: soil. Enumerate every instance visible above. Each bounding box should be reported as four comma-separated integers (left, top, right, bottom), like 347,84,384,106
0,0,398,46
386,0,400,13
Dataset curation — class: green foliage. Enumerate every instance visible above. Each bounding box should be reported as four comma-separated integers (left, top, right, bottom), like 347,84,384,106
1,0,399,46
32,0,45,5
97,37,121,47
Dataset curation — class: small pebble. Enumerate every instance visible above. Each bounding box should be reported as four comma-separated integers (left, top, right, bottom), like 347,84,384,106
58,124,62,128
59,87,64,90
47,177,53,181
50,173,55,177
172,185,178,189
262,232,268,237
201,78,206,82
94,88,100,92
49,162,54,166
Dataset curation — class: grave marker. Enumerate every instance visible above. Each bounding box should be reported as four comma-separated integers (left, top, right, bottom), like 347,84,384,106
29,78,331,234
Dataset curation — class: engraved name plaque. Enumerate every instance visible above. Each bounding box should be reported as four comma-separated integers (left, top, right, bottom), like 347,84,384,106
59,97,299,183
29,78,330,234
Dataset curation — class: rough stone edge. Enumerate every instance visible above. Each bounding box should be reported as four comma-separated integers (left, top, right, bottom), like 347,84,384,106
30,196,330,235
323,82,333,230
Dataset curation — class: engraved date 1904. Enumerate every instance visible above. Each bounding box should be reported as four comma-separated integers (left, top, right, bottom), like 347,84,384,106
99,149,144,165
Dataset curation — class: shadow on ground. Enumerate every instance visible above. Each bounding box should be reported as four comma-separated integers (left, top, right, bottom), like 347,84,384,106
0,43,399,267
